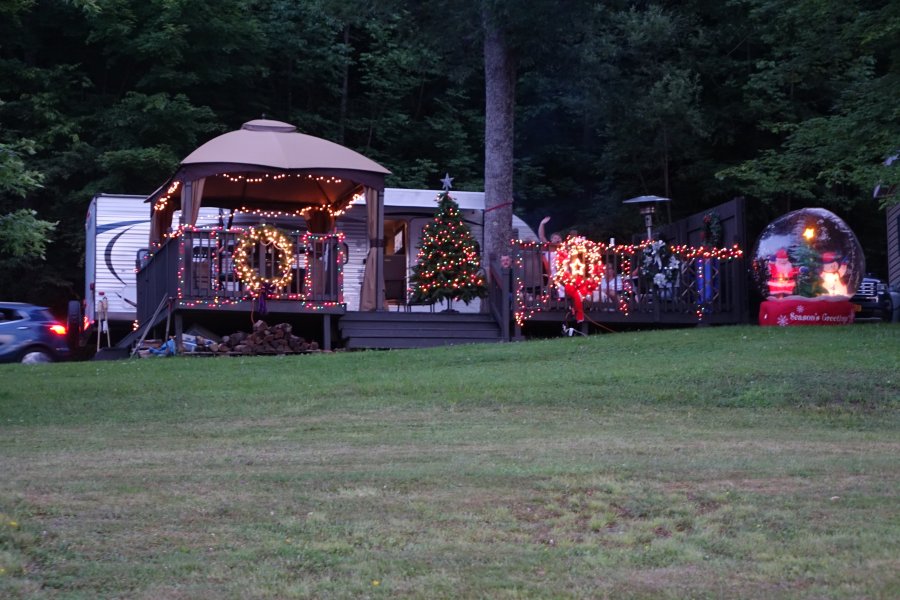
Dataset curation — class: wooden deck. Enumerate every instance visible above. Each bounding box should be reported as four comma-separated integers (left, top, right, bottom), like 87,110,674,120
136,229,345,317
490,241,749,340
339,244,748,349
130,214,749,352
340,311,501,349
132,228,346,350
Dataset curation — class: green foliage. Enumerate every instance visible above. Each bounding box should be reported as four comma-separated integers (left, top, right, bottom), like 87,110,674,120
514,1,718,233
716,0,900,208
0,139,55,267
90,91,221,193
0,208,56,260
0,140,43,200
0,0,898,308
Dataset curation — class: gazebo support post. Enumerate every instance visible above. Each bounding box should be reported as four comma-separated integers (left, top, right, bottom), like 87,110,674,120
323,314,332,351
180,180,193,227
376,188,386,311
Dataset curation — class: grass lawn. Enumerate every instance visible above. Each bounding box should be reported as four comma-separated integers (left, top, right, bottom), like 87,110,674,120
1,324,898,599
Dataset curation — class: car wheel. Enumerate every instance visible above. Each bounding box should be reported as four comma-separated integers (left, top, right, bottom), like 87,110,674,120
21,348,54,364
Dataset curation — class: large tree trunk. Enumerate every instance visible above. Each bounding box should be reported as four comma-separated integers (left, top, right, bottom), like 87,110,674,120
483,12,515,266
339,24,350,144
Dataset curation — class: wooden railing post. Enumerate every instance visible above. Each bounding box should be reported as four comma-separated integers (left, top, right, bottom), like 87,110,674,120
487,255,511,342
499,260,510,342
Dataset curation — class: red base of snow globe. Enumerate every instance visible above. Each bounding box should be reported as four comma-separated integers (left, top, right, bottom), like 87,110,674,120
759,298,855,326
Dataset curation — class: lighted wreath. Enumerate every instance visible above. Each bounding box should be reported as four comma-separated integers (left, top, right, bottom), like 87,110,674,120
233,225,294,292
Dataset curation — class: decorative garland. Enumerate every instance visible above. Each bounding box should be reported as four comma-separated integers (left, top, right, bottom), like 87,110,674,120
233,225,294,292
641,240,681,289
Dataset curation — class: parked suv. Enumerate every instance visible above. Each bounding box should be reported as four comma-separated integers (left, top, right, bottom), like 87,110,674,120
0,302,71,363
850,277,900,323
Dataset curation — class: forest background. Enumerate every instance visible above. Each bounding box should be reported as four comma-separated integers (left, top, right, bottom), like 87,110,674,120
1,0,898,311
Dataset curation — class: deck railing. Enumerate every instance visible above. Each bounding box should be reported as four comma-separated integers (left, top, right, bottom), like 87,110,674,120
510,242,746,326
137,228,345,325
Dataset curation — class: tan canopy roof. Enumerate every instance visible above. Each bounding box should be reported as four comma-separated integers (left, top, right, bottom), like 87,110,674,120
181,119,389,183
147,119,390,213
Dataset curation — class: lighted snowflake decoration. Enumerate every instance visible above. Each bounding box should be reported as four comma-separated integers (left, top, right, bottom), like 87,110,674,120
777,314,789,327
552,236,603,291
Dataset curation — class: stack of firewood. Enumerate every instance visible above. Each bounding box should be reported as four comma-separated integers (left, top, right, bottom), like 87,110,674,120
204,321,319,355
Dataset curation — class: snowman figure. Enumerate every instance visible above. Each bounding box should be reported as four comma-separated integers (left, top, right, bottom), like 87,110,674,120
819,252,849,296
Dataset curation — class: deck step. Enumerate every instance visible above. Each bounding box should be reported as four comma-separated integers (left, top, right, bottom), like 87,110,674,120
339,312,502,349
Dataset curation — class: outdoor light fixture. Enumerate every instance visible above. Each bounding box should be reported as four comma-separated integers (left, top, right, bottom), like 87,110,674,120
623,195,671,241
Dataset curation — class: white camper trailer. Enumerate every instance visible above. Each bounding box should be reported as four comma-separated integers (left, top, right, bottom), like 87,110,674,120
84,193,221,331
85,194,151,327
84,190,537,330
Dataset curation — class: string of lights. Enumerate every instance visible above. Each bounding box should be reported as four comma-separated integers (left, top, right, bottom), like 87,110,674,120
409,192,486,304
167,228,346,308
511,239,743,325
233,225,295,292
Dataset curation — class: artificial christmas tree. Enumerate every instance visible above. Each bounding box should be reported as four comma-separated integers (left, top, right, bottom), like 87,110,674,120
791,243,826,298
409,190,487,308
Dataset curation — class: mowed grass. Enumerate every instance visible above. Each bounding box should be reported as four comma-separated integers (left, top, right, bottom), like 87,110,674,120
0,324,898,599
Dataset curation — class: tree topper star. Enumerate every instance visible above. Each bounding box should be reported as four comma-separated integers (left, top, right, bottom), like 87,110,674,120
440,173,454,190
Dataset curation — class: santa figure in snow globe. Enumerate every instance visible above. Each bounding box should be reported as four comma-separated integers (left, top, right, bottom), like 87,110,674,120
752,207,863,326
767,248,797,297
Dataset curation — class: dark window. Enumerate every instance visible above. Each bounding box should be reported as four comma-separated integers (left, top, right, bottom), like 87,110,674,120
0,308,23,322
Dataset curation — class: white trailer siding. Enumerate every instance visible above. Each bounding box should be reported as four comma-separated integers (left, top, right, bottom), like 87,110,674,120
85,194,221,325
86,194,152,324
334,208,368,312
337,202,489,313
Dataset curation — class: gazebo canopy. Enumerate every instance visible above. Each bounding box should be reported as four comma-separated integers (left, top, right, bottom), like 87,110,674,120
147,119,390,237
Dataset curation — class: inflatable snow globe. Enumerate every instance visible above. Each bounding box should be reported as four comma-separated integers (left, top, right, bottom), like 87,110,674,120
751,207,864,326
